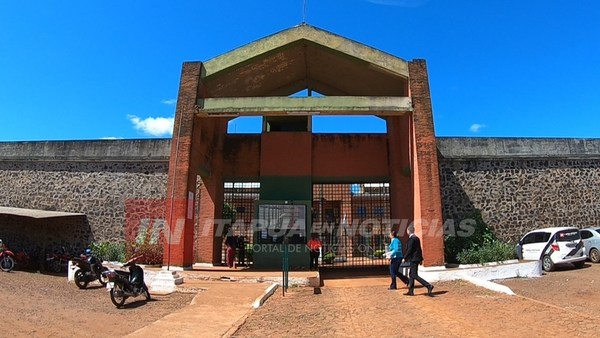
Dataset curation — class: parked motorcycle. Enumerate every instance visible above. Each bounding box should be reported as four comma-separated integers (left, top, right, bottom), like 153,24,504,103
45,247,71,273
0,240,15,272
15,247,41,271
73,249,109,289
103,255,151,308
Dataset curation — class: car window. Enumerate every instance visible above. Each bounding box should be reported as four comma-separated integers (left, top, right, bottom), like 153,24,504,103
521,233,537,244
581,230,593,240
542,232,551,242
556,229,580,242
594,229,600,236
522,232,549,244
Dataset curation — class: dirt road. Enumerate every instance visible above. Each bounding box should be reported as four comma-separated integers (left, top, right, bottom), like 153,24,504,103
0,271,194,337
234,264,600,337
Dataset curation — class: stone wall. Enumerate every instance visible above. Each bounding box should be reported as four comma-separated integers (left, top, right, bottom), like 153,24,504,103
0,139,170,250
438,138,600,242
2,137,599,250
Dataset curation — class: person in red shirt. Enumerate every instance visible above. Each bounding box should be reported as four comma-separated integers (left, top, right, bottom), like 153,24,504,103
307,233,323,270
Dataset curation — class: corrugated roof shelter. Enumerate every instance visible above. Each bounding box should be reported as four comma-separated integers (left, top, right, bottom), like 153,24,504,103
0,206,85,219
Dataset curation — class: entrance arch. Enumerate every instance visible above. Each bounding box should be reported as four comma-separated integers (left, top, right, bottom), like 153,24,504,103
164,24,444,269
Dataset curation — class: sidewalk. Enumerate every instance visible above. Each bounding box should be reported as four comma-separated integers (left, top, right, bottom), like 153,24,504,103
126,267,318,338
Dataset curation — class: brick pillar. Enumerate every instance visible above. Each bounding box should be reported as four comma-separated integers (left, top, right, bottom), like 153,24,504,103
409,60,445,267
387,115,413,243
195,118,227,265
164,62,202,268
196,175,224,264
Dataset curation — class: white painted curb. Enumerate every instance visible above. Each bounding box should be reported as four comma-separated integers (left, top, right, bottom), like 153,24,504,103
460,275,515,296
252,283,278,309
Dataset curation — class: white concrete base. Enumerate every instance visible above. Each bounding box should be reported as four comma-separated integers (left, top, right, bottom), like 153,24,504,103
191,263,215,269
252,283,278,308
419,260,542,283
412,260,542,295
150,270,184,294
460,275,515,295
67,260,78,282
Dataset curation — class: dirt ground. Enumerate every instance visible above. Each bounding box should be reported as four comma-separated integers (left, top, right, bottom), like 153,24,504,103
233,263,600,337
2,263,599,337
0,270,195,337
499,262,600,316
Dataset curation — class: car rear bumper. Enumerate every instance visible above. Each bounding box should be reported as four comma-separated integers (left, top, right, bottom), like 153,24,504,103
555,255,586,265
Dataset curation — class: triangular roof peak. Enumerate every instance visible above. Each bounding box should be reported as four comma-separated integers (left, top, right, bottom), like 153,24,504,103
202,24,409,97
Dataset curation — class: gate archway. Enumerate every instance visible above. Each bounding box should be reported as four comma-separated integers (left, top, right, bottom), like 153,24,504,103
164,24,445,269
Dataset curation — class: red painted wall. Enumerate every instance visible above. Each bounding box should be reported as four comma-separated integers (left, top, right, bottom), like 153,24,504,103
260,132,312,176
312,134,389,179
222,135,261,179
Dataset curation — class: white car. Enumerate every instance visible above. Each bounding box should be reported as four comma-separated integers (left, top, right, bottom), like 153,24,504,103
516,227,586,272
580,227,600,263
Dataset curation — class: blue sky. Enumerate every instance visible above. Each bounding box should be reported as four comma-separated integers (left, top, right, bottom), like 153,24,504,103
1,0,599,141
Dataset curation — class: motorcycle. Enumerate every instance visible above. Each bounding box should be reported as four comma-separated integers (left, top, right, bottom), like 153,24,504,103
15,247,41,271
73,250,109,289
0,240,15,272
103,255,151,308
45,247,71,273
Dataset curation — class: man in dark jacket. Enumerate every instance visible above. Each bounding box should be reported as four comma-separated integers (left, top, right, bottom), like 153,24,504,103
403,226,434,297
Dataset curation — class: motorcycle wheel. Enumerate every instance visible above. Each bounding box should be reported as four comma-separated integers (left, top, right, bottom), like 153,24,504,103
143,284,151,301
0,256,15,272
110,284,126,308
74,270,88,289
50,260,62,273
98,267,109,286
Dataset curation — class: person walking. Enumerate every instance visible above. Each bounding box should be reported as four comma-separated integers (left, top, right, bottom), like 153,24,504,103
404,226,434,297
225,234,237,268
387,230,409,290
307,233,322,270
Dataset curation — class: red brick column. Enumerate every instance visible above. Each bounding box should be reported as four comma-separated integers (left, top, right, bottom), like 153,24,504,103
387,115,414,242
409,60,445,267
194,118,227,265
164,62,202,268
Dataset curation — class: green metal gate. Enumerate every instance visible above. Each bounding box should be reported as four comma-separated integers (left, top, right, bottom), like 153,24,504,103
312,183,391,268
222,182,260,266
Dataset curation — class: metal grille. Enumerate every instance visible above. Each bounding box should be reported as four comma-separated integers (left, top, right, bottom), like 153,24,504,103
222,182,260,266
313,183,391,268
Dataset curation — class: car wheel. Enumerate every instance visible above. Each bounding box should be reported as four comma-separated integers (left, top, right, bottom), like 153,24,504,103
542,255,555,272
589,248,600,263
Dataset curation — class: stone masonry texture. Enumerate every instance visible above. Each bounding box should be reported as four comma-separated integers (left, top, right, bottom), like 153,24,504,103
1,137,599,256
439,157,600,243
0,160,169,245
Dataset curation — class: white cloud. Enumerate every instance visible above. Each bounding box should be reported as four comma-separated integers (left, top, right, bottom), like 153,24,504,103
366,0,429,7
101,136,124,140
469,123,486,133
128,115,174,136
161,98,177,105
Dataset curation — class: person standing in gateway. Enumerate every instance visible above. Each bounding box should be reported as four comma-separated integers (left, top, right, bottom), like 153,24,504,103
403,226,434,297
307,233,322,270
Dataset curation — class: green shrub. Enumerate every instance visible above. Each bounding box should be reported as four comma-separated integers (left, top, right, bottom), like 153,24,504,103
444,209,498,263
124,221,164,265
456,240,516,265
323,252,335,264
373,249,386,259
126,242,163,265
90,241,126,262
241,243,253,262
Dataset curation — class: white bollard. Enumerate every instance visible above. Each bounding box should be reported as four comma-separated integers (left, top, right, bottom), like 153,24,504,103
67,260,79,282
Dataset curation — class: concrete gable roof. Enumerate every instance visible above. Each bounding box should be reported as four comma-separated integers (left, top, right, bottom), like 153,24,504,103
201,24,409,98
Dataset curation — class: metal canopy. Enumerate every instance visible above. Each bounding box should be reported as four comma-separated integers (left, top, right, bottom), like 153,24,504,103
0,206,85,219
